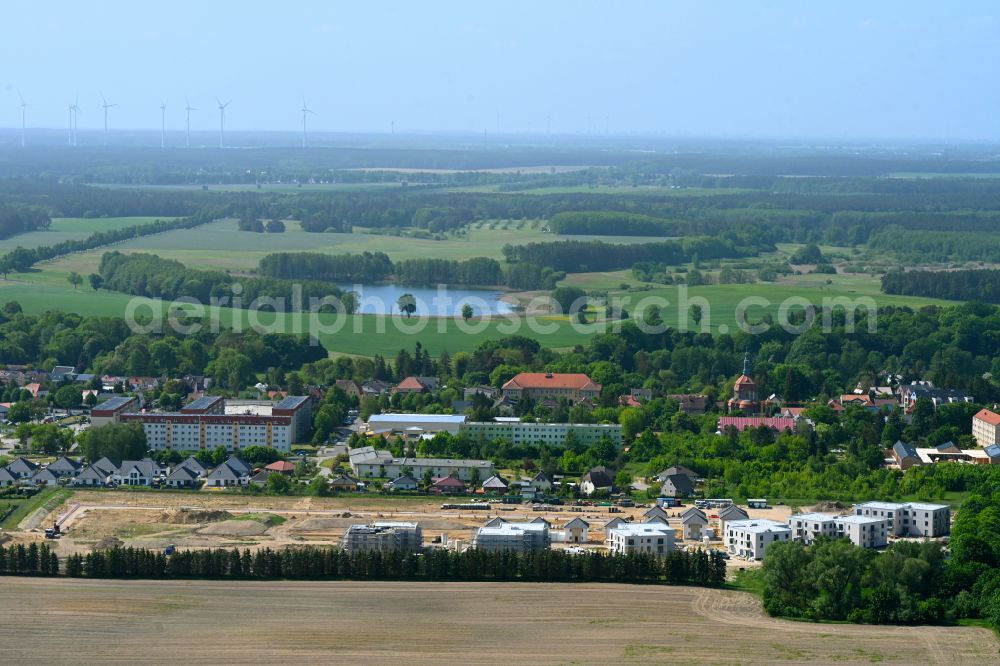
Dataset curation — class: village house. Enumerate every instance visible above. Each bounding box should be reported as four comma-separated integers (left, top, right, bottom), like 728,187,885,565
165,465,200,488
334,379,363,399
480,474,509,494
113,459,163,487
562,517,590,544
642,505,670,524
329,474,362,492
204,457,251,488
680,507,708,541
0,467,17,487
579,466,615,496
386,474,419,491
6,457,38,480
659,473,694,498
430,475,466,495
668,393,708,415
892,441,922,470
264,460,296,475
73,458,119,487
717,504,750,535
391,376,439,394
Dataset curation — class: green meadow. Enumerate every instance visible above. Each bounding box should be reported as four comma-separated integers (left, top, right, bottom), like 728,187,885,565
0,218,956,357
0,216,179,252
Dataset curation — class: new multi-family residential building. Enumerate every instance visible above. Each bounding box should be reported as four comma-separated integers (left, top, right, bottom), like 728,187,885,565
472,520,550,552
789,513,889,548
119,396,312,453
340,522,423,555
348,446,495,481
852,501,950,537
725,519,792,560
607,522,676,557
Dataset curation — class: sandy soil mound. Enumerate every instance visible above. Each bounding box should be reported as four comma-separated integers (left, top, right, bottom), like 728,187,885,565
160,509,233,524
811,501,845,512
196,520,269,536
93,536,124,551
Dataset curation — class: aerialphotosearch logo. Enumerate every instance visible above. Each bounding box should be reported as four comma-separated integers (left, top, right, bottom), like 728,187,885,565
123,283,878,341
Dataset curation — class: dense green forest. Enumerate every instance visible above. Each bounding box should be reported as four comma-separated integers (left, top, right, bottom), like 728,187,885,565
882,269,1000,303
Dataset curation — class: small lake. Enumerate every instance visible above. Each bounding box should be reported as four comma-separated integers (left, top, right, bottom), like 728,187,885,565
337,283,514,316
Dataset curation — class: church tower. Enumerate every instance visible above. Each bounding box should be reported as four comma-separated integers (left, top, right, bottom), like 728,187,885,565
728,352,759,414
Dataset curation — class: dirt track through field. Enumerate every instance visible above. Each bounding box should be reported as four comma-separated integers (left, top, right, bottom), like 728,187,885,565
1,579,996,665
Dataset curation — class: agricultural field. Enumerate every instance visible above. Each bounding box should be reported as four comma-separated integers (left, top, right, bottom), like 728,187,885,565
1,578,994,664
0,216,178,252
0,219,956,357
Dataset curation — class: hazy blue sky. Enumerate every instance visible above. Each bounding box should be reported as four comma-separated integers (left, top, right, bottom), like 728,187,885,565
2,1,998,139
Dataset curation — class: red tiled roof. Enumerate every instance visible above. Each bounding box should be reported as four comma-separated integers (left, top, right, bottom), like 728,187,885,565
395,377,429,391
503,373,600,391
733,374,756,387
433,476,466,487
975,408,1000,427
718,417,797,432
265,461,295,472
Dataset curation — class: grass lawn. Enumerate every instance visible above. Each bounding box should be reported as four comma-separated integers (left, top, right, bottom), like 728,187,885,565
0,487,73,530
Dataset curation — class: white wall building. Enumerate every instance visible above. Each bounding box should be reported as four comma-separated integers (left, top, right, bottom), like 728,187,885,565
790,512,889,548
120,396,312,453
472,521,550,552
366,414,466,437
725,519,792,560
607,522,676,557
348,446,494,481
973,408,1000,448
852,501,950,537
340,522,423,555
463,420,622,447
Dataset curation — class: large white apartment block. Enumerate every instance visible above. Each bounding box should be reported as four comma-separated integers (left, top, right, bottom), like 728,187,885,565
790,513,889,548
607,522,676,558
725,519,792,560
835,515,889,548
973,409,1000,448
120,396,312,453
463,420,622,446
348,446,494,481
472,521,550,552
340,522,423,555
852,501,950,537
788,513,838,544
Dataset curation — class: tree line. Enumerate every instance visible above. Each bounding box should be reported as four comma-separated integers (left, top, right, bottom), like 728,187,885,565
882,269,1000,304
502,237,757,273
97,251,353,312
868,227,1000,263
28,544,732,586
0,204,50,239
0,209,222,276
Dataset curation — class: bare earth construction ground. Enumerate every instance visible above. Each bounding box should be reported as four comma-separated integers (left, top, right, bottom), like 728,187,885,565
1,578,996,665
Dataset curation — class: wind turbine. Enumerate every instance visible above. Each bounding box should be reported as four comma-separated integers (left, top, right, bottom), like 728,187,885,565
101,94,117,147
17,91,27,148
159,100,167,148
216,98,230,148
300,97,316,148
71,96,80,146
184,98,197,148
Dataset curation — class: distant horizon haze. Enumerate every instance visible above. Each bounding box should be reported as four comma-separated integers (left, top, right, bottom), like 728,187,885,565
3,1,998,140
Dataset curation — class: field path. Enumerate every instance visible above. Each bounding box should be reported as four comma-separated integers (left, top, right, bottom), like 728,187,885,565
1,579,997,665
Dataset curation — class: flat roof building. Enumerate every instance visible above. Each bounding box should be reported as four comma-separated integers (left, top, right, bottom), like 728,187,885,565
607,522,676,558
853,501,950,538
366,413,466,437
121,396,313,453
725,519,792,560
472,520,550,553
340,521,423,555
462,420,621,447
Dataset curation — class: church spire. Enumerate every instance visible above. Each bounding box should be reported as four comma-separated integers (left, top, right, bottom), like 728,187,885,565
743,352,751,377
